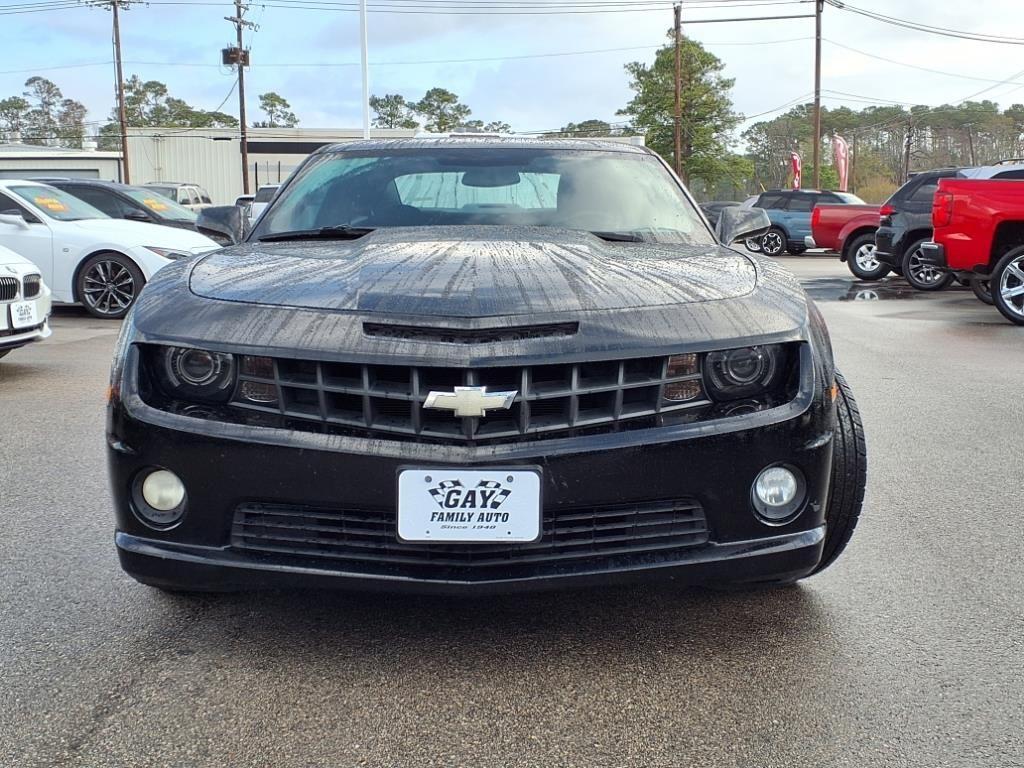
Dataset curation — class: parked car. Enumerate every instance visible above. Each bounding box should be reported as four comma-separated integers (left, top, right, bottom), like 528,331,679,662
108,137,865,595
808,202,882,280
248,184,280,223
751,189,867,257
875,162,1024,291
0,180,220,319
40,179,200,233
141,182,214,211
922,178,1024,323
0,244,52,360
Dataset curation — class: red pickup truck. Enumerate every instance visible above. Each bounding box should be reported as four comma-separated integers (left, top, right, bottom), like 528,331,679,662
920,178,1024,324
809,204,882,280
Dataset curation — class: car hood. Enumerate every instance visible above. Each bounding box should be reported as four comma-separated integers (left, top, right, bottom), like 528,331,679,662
189,226,757,317
68,218,218,250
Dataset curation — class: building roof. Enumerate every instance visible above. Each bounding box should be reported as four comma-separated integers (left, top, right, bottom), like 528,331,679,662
0,142,120,159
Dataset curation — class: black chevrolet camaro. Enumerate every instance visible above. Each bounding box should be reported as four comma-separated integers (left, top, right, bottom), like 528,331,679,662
107,138,866,593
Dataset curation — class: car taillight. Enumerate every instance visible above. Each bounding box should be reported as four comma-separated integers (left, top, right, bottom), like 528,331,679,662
811,206,821,228
933,192,953,228
879,204,895,217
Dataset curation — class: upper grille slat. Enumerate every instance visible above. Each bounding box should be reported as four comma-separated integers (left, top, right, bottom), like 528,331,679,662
232,354,712,445
0,277,18,303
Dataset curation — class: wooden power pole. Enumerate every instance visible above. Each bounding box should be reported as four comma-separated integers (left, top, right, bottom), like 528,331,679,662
90,0,131,182
226,0,256,194
673,3,683,178
812,0,823,188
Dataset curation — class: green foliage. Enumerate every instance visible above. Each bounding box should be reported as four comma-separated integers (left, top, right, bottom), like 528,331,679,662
0,78,86,147
412,88,472,133
545,119,614,138
617,34,741,185
254,92,298,128
369,94,419,129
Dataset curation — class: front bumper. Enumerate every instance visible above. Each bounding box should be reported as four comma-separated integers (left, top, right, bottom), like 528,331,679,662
1,289,52,350
108,345,835,593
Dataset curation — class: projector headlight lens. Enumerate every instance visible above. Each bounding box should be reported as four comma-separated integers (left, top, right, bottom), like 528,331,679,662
704,345,784,401
153,345,236,403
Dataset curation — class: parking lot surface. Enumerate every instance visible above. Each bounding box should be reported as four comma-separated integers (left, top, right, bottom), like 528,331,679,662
1,255,1022,767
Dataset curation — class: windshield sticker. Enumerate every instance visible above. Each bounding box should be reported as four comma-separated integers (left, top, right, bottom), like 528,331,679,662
34,196,68,213
142,198,170,212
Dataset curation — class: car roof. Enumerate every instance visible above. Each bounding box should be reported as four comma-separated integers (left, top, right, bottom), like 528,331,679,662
0,179,53,189
960,163,1024,179
318,136,652,156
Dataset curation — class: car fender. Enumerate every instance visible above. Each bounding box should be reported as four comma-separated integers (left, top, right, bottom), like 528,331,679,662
838,225,878,262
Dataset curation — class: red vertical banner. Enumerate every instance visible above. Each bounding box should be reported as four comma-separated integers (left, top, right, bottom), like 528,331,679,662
833,135,850,192
791,152,802,190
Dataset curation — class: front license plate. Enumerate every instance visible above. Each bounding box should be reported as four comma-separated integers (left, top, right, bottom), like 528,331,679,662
11,301,38,330
397,468,542,543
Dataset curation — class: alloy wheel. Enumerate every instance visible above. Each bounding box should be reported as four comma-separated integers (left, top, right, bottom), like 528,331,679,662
761,231,784,256
82,259,137,316
997,255,1024,319
854,243,879,272
906,249,947,287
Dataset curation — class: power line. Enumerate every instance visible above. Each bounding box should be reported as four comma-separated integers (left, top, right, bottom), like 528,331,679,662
825,0,1024,45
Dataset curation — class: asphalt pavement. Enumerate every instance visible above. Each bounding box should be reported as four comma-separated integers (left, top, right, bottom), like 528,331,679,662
1,255,1022,767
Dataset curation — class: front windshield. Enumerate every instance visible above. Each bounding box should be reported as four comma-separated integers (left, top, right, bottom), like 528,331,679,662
10,185,109,221
122,187,197,222
253,147,715,245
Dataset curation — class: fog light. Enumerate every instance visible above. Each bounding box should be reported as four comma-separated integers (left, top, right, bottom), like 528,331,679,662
751,465,805,524
133,469,187,528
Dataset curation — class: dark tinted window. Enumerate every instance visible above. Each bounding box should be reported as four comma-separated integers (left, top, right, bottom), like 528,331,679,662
993,170,1024,179
756,193,788,209
786,194,816,212
254,186,278,203
64,186,128,217
909,181,940,203
199,191,213,204
0,192,41,223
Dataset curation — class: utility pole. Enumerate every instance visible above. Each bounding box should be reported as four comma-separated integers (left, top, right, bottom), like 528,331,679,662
225,0,257,193
673,4,683,178
359,0,370,139
90,1,131,182
903,117,913,182
967,125,977,166
812,0,823,188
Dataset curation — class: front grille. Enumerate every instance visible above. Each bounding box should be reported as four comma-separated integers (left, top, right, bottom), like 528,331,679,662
0,277,17,302
231,498,709,579
22,274,40,299
231,355,710,443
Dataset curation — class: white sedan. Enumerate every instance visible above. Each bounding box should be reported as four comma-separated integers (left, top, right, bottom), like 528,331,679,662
0,243,52,360
0,180,220,319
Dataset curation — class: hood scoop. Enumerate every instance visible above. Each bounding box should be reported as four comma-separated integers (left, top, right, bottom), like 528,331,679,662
362,321,579,344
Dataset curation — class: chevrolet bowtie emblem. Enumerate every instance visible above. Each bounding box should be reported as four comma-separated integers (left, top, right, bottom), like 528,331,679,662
423,386,518,418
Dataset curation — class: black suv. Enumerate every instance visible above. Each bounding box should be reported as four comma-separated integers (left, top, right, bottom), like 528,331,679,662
875,163,1024,290
39,179,200,233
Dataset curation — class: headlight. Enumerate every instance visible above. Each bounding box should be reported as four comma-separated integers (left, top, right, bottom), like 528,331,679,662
703,344,785,401
152,346,236,402
144,246,192,261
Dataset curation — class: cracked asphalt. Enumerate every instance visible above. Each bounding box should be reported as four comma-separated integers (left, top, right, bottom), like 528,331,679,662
1,256,1022,767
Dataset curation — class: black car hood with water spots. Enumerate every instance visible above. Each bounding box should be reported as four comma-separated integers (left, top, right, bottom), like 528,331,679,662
131,225,823,368
189,226,756,316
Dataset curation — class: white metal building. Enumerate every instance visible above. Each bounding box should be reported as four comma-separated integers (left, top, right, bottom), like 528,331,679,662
126,127,419,204
0,142,123,181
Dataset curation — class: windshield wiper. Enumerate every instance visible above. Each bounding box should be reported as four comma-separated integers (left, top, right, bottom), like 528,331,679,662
258,225,375,242
590,230,645,243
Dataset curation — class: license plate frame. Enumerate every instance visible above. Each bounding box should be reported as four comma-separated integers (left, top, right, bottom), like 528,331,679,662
396,466,543,544
11,300,39,330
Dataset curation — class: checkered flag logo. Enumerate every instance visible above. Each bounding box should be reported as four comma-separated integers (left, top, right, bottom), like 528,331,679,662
475,480,511,509
429,479,463,507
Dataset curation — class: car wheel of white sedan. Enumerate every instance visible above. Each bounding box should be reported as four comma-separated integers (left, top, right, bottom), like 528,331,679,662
77,253,144,319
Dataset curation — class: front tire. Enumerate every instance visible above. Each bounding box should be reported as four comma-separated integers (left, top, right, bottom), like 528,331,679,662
76,252,145,319
902,239,953,291
971,278,994,305
743,237,762,253
760,227,786,257
991,245,1024,325
845,233,890,281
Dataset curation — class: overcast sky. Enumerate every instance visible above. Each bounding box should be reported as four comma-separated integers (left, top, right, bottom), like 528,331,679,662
2,0,1023,143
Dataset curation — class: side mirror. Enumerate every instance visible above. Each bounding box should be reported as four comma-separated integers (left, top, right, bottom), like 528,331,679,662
716,206,771,246
196,205,248,246
0,210,28,229
124,209,151,222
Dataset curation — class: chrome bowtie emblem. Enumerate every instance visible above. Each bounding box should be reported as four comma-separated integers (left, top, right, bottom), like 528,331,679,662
423,386,518,418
